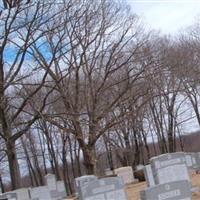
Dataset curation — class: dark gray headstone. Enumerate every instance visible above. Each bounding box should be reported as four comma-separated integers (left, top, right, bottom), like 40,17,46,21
140,180,191,200
80,177,128,200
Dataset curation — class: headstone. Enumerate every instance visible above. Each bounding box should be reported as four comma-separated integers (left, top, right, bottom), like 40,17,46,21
154,164,190,185
140,180,192,200
56,181,67,198
13,188,30,200
80,177,128,200
144,165,155,187
29,186,51,200
114,166,135,184
1,188,30,200
45,174,57,191
0,195,7,200
75,175,98,189
185,153,198,169
75,175,98,197
195,152,200,169
150,152,186,171
105,168,114,176
136,165,145,171
2,192,17,200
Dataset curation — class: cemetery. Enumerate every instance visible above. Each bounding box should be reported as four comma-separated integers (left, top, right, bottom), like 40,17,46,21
2,0,200,200
0,152,200,200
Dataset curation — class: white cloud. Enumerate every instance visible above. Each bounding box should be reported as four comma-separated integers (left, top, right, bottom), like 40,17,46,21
128,0,200,34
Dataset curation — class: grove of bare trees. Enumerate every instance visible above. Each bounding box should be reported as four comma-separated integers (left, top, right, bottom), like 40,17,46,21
1,0,200,196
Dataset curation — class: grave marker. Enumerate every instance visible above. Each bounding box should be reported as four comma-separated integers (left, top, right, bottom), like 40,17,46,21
154,164,190,185
150,152,186,171
45,174,57,191
29,186,51,200
114,166,135,184
140,180,191,200
75,175,98,198
185,153,198,169
144,165,155,187
80,177,128,200
56,181,67,198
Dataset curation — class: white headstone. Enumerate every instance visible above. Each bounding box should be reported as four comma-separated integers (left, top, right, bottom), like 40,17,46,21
114,166,135,184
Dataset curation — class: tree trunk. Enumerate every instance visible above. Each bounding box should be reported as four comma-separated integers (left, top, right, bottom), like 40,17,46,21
6,140,22,190
62,137,72,195
168,109,175,153
0,174,4,193
82,146,96,175
75,143,82,177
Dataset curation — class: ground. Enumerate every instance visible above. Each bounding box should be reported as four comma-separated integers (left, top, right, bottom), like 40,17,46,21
126,173,200,200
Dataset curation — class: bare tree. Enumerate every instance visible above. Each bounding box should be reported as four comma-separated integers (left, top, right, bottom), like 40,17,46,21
0,0,66,189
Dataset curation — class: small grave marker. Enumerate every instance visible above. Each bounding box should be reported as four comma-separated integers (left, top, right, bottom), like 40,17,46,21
114,166,135,184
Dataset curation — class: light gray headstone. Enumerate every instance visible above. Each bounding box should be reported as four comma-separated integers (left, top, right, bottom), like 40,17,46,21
80,177,128,200
105,168,114,176
136,165,145,171
184,153,198,169
75,175,98,188
29,186,51,200
154,164,191,185
150,152,186,171
3,192,17,200
144,165,155,187
140,180,191,200
2,188,30,200
45,174,57,191
75,175,98,198
14,188,30,200
56,181,67,198
195,152,200,169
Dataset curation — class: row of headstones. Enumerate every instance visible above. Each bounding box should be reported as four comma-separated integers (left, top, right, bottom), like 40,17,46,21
141,152,200,200
74,166,139,200
0,174,67,200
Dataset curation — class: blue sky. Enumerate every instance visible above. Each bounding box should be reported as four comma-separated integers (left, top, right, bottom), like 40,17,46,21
127,0,200,35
